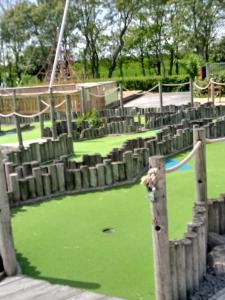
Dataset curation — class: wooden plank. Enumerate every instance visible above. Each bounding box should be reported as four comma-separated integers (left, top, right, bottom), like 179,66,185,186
0,276,121,300
0,277,43,297
0,151,17,276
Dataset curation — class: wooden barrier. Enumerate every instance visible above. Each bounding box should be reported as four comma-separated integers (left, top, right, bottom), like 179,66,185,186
145,127,208,300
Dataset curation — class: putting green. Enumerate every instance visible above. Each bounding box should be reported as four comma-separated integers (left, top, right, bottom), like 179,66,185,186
72,130,156,161
12,142,225,299
0,122,155,161
0,122,51,144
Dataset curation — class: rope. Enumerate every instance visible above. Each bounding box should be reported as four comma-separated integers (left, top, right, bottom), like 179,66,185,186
122,84,159,97
166,141,202,173
141,168,158,190
206,137,225,144
88,87,119,98
41,100,49,107
162,82,190,87
194,82,210,90
0,112,15,117
211,80,225,86
14,106,50,118
54,99,66,108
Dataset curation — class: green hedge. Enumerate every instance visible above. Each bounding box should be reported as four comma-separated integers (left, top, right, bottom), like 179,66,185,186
116,75,190,92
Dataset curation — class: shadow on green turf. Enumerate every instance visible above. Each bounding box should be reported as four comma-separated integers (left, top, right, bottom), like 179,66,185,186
16,251,101,290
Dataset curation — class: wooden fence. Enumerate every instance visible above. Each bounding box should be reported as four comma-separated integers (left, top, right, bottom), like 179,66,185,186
144,125,225,299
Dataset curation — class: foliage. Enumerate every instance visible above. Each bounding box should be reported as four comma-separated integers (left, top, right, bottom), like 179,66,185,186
180,54,203,79
76,111,105,128
0,0,225,86
117,75,190,91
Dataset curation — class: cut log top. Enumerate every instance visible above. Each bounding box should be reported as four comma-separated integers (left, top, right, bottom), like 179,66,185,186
0,275,122,300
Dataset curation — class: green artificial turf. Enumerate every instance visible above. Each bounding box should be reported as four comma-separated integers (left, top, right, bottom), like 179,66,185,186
11,141,225,300
72,130,156,161
0,121,51,144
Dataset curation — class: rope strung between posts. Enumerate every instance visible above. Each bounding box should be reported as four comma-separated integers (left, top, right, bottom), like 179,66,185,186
211,80,225,86
162,82,190,87
141,141,202,190
194,82,211,90
122,84,159,97
206,137,225,144
0,112,15,117
41,99,66,109
0,105,50,118
88,87,119,98
166,141,202,173
54,99,66,108
14,106,50,118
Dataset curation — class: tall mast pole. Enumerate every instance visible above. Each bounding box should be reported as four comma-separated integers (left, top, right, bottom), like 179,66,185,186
48,0,70,91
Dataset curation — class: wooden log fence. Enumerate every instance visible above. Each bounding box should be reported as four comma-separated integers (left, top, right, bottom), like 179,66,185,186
143,127,208,300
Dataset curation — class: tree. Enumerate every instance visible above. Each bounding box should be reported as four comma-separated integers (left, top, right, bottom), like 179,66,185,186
105,0,141,78
184,0,224,62
0,1,33,84
70,0,103,79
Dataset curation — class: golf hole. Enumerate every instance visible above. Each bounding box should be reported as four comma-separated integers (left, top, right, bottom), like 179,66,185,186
102,228,115,234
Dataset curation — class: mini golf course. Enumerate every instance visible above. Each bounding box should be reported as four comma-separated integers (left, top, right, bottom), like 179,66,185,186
7,126,225,300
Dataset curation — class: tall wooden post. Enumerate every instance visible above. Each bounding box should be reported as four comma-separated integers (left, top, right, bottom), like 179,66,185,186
190,78,194,106
158,81,163,111
211,79,215,103
37,95,44,139
148,156,172,300
65,95,73,138
12,90,23,150
80,87,85,115
0,151,17,276
49,88,57,140
193,127,207,205
119,84,123,108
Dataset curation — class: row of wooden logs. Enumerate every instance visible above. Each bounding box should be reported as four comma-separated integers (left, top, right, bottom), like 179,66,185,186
43,119,140,140
5,133,73,165
5,125,195,205
169,203,207,300
144,104,225,130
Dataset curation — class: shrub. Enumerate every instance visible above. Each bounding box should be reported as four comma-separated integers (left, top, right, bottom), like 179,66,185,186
116,75,190,92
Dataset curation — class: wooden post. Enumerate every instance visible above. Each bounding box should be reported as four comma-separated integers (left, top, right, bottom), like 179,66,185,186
211,79,215,103
119,84,123,108
158,81,163,111
12,90,23,149
190,78,194,106
0,152,17,276
81,87,85,115
65,95,73,138
37,95,44,138
148,156,172,300
49,88,57,140
193,127,207,204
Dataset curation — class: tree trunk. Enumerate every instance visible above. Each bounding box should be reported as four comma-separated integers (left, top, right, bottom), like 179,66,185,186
157,60,161,76
82,46,88,80
161,57,166,78
169,49,174,76
108,26,127,78
176,61,179,75
140,47,145,76
119,57,123,77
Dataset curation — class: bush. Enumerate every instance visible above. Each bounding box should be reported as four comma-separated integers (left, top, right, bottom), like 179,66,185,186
116,75,190,92
76,111,105,128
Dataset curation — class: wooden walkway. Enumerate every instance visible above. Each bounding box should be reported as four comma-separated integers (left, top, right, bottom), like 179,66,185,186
0,275,122,300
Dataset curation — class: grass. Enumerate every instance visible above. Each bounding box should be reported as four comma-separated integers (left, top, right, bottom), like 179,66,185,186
72,130,156,161
0,121,156,161
0,121,50,144
11,140,225,300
